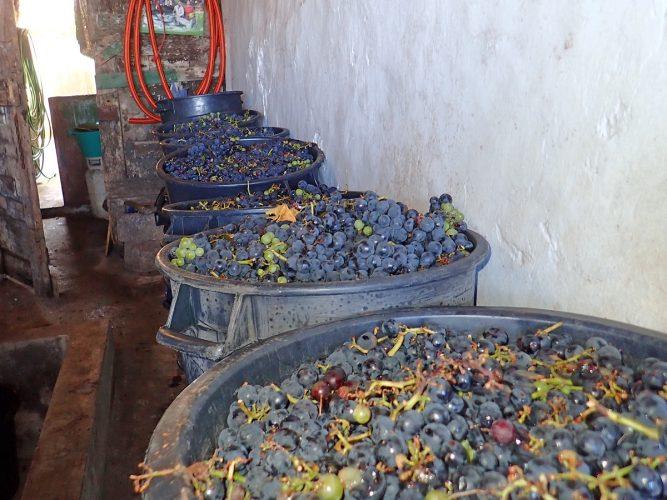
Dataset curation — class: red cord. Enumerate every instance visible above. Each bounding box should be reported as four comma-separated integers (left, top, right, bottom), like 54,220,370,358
144,0,173,100
124,0,226,124
124,0,161,122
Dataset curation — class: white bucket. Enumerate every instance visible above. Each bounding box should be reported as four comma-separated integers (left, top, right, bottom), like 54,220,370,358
84,157,108,219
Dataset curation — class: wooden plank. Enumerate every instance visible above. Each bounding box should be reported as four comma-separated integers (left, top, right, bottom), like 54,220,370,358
0,0,52,295
97,90,126,185
48,96,94,207
95,69,180,90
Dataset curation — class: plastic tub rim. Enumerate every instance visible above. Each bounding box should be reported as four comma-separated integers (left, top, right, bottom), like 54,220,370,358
160,189,364,221
156,90,243,108
143,306,667,499
155,229,490,295
155,138,325,189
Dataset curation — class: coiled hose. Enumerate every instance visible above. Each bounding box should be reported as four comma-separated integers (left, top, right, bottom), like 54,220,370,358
18,28,53,178
124,0,226,124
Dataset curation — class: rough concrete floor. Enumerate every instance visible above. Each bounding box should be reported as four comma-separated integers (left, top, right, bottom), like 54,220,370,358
0,215,184,499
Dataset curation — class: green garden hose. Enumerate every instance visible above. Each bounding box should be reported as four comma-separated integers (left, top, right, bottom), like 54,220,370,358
18,28,53,179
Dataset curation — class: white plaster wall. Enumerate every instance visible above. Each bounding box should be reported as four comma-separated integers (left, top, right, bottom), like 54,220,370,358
223,1,667,332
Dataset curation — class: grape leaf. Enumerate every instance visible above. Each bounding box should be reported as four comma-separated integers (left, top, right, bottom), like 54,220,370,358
265,204,299,223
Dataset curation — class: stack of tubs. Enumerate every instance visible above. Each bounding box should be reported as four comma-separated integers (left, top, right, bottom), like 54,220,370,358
152,91,490,383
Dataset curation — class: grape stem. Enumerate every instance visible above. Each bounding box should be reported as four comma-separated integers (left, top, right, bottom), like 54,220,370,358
535,321,563,337
387,327,435,357
586,399,659,440
348,338,369,354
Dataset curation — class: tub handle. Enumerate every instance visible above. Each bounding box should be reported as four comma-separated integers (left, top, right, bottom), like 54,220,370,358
156,326,226,362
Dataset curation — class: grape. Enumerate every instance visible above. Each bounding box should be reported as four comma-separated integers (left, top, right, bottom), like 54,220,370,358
168,188,474,285
424,489,448,500
324,366,347,390
163,138,315,184
352,404,371,424
337,466,363,490
491,419,516,445
185,317,667,499
316,473,344,500
311,381,332,404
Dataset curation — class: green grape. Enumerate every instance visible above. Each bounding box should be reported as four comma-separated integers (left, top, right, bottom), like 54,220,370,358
354,219,365,231
264,250,275,262
268,263,279,274
175,248,186,259
260,232,275,245
295,188,304,196
441,202,454,213
277,276,288,284
179,237,192,248
425,490,449,500
175,258,185,267
352,404,371,424
170,258,179,266
257,268,266,277
446,228,458,237
337,467,362,490
316,474,343,500
194,247,205,257
362,225,373,236
185,250,196,261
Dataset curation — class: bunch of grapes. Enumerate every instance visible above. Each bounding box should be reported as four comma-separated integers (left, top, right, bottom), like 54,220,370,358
167,183,474,283
167,110,256,136
169,235,207,268
167,320,667,499
163,127,286,152
162,139,316,183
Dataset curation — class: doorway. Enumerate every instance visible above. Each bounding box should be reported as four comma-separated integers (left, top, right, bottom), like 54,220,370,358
17,0,96,210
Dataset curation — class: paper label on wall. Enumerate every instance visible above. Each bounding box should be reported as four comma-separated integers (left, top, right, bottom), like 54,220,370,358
141,1,205,37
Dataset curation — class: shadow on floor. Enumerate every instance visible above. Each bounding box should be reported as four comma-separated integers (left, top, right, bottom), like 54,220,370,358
0,214,184,499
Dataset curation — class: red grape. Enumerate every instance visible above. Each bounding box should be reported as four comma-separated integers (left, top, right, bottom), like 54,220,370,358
491,419,516,445
311,381,332,403
324,366,347,390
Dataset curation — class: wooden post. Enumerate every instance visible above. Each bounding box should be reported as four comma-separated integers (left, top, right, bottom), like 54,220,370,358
0,0,52,296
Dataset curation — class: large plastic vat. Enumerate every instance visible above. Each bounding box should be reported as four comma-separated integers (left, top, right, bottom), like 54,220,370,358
158,126,290,155
155,91,244,122
155,232,490,382
155,138,324,203
155,110,262,140
142,306,667,499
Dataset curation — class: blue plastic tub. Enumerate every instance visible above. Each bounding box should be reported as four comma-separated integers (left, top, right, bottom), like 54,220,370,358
155,91,244,122
141,306,666,499
155,231,490,382
155,138,324,203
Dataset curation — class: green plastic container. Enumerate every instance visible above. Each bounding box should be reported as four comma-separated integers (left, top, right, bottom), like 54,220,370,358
69,127,102,158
